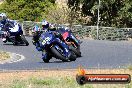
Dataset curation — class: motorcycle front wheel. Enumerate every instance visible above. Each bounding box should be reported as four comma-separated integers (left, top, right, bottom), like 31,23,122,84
20,35,29,46
69,45,81,57
51,46,68,62
69,51,76,61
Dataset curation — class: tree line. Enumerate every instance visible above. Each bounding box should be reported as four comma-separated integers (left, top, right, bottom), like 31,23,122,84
0,0,131,27
0,0,56,21
68,0,132,27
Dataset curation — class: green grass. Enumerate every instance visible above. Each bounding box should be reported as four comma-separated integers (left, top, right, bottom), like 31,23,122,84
127,65,132,70
28,77,93,88
11,79,27,88
0,51,10,61
1,76,131,88
1,76,93,88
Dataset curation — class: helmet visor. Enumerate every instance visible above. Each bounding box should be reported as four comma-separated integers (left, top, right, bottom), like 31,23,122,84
42,25,47,29
42,25,45,27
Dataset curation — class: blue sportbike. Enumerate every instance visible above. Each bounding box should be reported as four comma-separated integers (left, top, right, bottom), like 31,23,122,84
1,21,29,46
39,31,76,63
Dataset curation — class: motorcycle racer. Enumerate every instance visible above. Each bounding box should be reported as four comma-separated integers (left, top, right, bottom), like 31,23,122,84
32,20,62,51
0,13,22,43
32,24,42,51
32,20,65,61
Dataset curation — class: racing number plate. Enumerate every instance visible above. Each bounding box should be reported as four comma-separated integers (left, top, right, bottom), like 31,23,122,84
42,37,51,45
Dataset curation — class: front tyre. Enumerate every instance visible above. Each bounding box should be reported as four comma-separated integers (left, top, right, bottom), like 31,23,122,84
51,46,68,62
69,51,76,61
21,35,29,46
69,45,81,57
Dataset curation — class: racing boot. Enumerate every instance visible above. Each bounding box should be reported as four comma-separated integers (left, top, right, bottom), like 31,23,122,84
2,37,7,43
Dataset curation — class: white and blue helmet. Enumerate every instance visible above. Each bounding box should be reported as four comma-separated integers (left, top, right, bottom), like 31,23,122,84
32,25,40,32
0,13,7,21
42,20,49,29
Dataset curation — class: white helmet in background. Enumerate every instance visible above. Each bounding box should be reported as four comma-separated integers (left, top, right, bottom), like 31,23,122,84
41,20,49,29
49,23,56,31
0,13,7,21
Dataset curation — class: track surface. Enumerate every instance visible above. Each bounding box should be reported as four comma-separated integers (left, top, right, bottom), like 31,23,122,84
0,37,132,70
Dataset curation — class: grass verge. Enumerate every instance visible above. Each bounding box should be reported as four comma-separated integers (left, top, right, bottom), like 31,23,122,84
0,69,132,88
0,51,10,62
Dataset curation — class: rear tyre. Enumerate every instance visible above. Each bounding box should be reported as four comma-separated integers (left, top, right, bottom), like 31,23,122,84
13,42,18,46
21,35,29,46
12,39,18,46
51,46,68,62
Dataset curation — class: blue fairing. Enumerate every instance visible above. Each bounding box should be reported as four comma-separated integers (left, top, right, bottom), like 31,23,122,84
39,32,54,47
39,31,70,58
3,21,23,36
18,24,23,34
9,25,23,36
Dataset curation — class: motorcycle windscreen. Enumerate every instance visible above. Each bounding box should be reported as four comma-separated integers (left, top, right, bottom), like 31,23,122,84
9,24,19,32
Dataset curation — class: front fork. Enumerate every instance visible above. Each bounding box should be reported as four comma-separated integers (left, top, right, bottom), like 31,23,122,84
71,34,80,44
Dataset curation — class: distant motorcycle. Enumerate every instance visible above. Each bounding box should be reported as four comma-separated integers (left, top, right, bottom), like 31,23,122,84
39,31,76,63
1,21,29,46
57,27,82,57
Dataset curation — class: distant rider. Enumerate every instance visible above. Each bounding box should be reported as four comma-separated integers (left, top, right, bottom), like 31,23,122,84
0,13,22,42
32,24,42,51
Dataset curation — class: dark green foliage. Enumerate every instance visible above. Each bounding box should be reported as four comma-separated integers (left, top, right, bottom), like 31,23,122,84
68,0,132,27
0,0,55,21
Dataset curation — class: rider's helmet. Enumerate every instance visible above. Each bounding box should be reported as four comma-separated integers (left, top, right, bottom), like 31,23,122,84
41,20,49,30
32,25,40,34
0,13,7,21
48,23,56,31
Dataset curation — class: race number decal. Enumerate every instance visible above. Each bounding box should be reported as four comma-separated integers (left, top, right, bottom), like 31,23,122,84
42,37,51,45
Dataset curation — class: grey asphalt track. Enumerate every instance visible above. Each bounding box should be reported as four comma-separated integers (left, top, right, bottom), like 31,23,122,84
0,37,132,70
